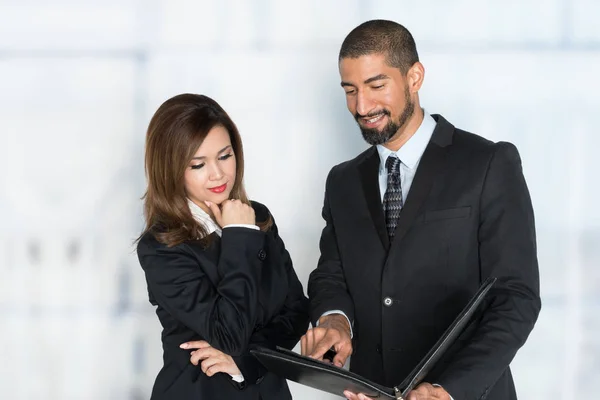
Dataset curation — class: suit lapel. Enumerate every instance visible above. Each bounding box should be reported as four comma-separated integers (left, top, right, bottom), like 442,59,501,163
356,115,455,253
390,114,454,247
358,147,389,250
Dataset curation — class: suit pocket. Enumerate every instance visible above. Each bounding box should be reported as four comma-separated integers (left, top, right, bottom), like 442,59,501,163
424,206,471,222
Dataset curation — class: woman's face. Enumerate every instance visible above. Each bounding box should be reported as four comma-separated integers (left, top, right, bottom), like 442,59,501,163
184,125,237,212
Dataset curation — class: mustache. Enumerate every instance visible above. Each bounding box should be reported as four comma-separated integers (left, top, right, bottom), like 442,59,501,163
355,109,391,120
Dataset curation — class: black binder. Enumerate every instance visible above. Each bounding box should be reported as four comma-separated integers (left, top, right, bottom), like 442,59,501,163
251,277,496,399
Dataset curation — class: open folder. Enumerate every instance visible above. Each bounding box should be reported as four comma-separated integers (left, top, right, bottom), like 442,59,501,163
250,277,496,399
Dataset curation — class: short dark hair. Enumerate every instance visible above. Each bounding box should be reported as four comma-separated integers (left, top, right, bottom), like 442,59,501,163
339,19,419,75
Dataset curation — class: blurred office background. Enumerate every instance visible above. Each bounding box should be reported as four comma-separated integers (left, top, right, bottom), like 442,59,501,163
1,0,599,398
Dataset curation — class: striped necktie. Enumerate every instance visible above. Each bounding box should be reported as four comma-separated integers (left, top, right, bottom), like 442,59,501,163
383,155,403,239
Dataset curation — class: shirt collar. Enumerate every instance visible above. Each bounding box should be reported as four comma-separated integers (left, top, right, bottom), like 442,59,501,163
376,109,437,171
187,198,221,236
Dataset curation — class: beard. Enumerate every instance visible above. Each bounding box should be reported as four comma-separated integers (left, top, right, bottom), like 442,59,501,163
355,86,415,146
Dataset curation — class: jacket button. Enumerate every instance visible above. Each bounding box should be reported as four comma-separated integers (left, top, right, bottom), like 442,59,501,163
376,344,382,354
257,249,267,261
383,297,393,307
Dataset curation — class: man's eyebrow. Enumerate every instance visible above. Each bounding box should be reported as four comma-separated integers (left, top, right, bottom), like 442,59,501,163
364,74,389,84
341,73,390,87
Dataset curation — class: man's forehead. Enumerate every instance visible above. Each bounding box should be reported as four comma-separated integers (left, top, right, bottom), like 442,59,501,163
339,55,398,81
340,52,387,64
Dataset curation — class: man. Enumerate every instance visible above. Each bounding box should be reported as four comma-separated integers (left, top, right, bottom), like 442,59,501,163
301,20,541,400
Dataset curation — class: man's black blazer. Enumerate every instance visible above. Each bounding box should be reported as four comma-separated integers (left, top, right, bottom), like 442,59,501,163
308,115,541,400
138,201,309,400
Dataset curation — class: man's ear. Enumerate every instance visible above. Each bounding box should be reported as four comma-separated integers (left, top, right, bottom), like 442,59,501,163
407,61,425,93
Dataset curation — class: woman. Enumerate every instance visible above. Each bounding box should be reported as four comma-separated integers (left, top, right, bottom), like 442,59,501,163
137,93,309,399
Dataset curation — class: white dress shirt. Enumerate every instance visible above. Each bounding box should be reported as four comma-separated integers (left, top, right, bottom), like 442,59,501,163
376,111,436,203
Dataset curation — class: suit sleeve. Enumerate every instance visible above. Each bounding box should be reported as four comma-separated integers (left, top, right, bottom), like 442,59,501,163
232,215,310,385
437,142,541,399
138,228,266,356
308,167,355,326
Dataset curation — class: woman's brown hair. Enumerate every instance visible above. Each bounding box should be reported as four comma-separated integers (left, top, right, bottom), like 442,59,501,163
140,93,271,247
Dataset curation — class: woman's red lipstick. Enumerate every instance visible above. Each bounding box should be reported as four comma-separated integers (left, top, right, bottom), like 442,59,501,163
208,183,227,193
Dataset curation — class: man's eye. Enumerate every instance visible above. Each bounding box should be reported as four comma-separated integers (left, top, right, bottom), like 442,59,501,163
372,85,384,89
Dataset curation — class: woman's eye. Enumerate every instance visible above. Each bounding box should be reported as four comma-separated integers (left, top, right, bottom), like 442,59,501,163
219,153,233,161
190,163,205,170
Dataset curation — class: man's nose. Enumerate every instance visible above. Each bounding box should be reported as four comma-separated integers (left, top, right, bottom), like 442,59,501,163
355,92,375,117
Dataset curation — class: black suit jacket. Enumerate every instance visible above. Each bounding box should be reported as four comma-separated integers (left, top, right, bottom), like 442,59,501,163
308,115,541,400
137,201,309,400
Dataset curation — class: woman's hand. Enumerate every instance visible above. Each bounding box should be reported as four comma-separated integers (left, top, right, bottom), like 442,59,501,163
205,199,255,227
180,340,242,377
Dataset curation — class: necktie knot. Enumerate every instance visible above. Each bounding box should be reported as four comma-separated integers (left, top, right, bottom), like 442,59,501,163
385,155,400,175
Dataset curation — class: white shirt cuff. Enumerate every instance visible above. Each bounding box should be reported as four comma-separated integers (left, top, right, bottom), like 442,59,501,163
318,310,354,339
230,373,244,383
432,384,453,400
223,224,259,230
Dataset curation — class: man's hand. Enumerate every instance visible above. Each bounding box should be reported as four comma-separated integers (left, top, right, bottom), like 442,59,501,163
406,383,451,399
343,383,450,400
180,340,241,377
300,314,352,368
343,391,373,400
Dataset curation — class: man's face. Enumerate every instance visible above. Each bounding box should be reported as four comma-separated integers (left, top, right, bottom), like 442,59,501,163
339,53,414,146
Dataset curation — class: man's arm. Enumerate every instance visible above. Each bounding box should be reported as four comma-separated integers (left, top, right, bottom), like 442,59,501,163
436,142,541,399
308,168,355,324
303,168,355,366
